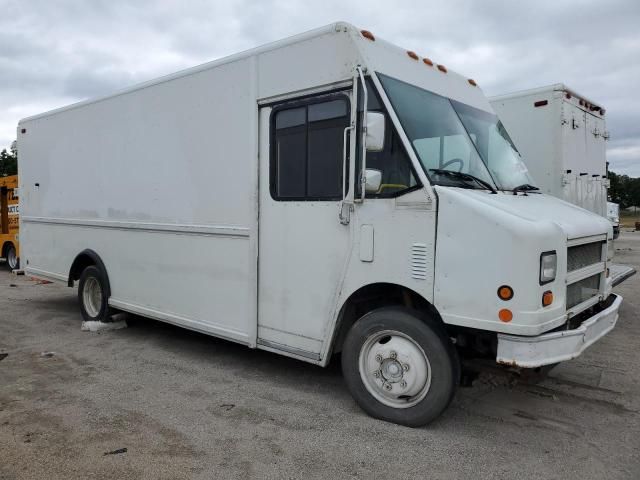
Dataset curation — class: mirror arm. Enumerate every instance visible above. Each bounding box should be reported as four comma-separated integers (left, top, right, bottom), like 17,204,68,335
356,65,368,203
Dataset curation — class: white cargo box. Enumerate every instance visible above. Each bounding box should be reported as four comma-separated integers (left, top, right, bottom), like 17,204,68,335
490,84,609,217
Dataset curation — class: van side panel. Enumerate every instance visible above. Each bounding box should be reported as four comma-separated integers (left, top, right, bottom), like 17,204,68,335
19,57,258,344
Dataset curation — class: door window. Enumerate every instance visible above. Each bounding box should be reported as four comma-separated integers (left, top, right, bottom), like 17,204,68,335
271,95,349,200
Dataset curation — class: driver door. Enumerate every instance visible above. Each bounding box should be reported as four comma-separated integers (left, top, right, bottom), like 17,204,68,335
257,90,354,359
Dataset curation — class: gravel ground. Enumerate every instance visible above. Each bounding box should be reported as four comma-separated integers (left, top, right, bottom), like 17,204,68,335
1,232,639,479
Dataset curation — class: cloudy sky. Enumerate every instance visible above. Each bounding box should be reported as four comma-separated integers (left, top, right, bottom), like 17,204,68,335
1,0,639,175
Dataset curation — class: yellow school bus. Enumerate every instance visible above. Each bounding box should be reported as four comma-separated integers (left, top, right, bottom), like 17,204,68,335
0,175,19,270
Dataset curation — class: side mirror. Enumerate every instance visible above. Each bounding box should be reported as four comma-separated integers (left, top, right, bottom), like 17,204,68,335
364,168,382,193
365,112,385,152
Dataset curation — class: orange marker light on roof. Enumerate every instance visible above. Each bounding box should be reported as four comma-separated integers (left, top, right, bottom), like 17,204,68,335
407,51,419,60
468,79,477,87
361,30,375,41
423,57,434,66
437,64,447,73
499,309,513,322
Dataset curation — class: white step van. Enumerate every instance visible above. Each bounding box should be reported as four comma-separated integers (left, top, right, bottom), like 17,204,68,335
18,23,621,426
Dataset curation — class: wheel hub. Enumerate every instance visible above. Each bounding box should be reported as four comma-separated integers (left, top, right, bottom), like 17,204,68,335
7,248,17,270
83,277,102,318
380,357,404,383
359,331,432,409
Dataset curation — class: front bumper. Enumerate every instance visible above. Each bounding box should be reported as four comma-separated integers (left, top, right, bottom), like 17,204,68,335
496,294,622,368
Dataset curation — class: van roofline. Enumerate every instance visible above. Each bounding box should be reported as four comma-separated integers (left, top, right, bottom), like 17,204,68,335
20,21,488,125
489,83,603,108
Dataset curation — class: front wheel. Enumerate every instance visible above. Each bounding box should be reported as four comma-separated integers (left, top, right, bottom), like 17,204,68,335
5,244,18,271
341,307,459,427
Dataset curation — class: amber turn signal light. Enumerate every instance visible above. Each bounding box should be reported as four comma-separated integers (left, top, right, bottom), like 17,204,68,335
407,51,419,60
497,285,514,301
542,291,553,307
361,30,375,41
499,309,513,322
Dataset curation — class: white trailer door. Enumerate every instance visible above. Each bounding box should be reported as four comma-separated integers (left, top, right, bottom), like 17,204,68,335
585,112,608,216
257,91,353,359
561,100,587,207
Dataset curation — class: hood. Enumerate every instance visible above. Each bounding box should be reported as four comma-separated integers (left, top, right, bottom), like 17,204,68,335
435,187,611,240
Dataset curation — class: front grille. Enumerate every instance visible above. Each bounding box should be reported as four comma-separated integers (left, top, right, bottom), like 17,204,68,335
567,241,604,272
566,273,601,309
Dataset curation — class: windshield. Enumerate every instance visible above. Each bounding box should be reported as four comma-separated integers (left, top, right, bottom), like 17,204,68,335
378,73,536,191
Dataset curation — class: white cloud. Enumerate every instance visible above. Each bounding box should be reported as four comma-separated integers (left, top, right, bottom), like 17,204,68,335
1,0,639,175
608,144,640,177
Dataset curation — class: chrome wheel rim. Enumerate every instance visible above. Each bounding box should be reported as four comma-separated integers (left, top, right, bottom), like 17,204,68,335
83,277,102,318
359,329,431,409
7,247,17,270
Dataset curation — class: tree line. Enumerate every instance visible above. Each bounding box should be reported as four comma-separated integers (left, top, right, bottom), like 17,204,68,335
609,171,640,210
0,142,18,177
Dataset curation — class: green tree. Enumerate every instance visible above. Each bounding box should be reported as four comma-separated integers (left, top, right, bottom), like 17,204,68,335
0,140,18,176
629,177,640,212
609,170,640,210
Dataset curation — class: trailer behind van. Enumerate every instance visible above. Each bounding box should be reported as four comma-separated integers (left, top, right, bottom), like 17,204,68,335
19,23,621,426
490,84,608,217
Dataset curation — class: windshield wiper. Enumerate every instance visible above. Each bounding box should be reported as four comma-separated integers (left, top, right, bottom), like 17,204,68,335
429,169,497,194
512,184,540,195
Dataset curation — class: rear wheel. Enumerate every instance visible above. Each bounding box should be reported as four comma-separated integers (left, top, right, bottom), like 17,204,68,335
5,244,18,271
342,307,459,427
78,265,112,322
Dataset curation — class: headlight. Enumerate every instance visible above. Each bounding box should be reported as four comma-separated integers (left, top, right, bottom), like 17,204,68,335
540,251,557,285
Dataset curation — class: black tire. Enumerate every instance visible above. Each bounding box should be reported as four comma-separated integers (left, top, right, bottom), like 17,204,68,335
341,306,460,427
78,265,113,322
5,244,18,271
